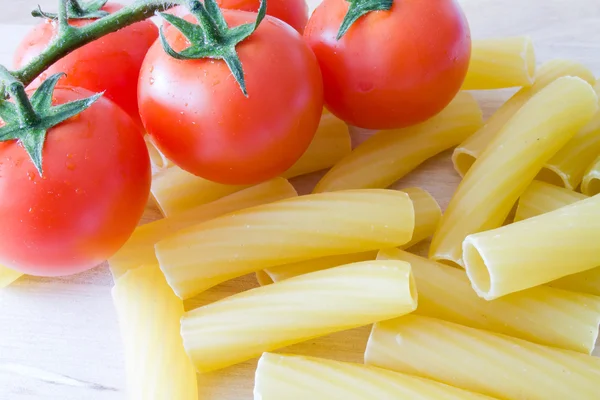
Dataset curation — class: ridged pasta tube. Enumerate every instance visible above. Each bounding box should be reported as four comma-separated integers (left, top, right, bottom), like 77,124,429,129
157,189,415,299
582,155,600,196
514,180,587,222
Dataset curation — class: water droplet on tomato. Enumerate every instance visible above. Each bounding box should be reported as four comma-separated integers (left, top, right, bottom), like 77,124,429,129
66,161,76,170
27,171,35,181
75,188,83,195
149,78,155,85
149,66,154,73
66,153,74,159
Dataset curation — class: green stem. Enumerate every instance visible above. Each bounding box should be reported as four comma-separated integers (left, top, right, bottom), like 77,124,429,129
12,0,178,88
0,66,39,125
58,0,71,32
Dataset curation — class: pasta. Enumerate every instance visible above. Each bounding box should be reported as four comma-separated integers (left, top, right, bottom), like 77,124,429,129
152,111,351,216
181,260,417,372
365,315,600,400
430,76,598,267
549,268,600,297
463,193,600,300
378,248,600,353
453,59,596,177
281,109,351,179
514,180,587,221
255,270,274,286
254,353,494,400
313,93,482,192
112,264,197,400
461,36,535,90
581,155,600,196
261,187,440,283
145,135,172,173
0,265,22,288
156,189,415,299
108,178,297,279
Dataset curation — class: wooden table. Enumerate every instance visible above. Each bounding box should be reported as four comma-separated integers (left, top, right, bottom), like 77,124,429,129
0,0,599,398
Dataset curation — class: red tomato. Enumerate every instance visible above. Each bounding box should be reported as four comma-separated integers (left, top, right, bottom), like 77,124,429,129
0,87,151,276
304,0,471,130
138,12,323,185
13,2,158,126
168,0,309,33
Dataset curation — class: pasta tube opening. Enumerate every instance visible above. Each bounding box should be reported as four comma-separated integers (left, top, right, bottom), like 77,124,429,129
582,158,600,196
451,149,477,179
255,270,274,286
145,135,171,172
585,177,600,196
535,165,568,188
463,240,493,298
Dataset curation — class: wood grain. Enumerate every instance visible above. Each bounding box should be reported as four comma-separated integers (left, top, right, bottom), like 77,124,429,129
0,0,599,398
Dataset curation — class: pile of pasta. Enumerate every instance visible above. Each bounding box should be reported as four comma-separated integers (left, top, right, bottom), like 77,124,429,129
5,37,600,399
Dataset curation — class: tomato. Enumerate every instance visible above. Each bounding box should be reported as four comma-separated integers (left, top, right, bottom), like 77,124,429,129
168,0,309,33
0,87,151,276
13,2,158,126
138,12,323,185
304,0,471,130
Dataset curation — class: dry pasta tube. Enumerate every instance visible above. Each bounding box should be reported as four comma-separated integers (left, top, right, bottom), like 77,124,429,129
145,135,173,173
282,110,351,178
536,111,600,190
463,193,600,300
181,260,417,372
152,111,351,216
582,155,600,196
314,93,482,192
453,59,596,177
261,187,440,284
0,265,22,288
112,265,198,400
430,76,598,267
157,189,415,299
514,180,587,221
108,178,297,279
461,36,535,90
549,268,600,297
378,248,600,354
365,315,600,400
254,353,494,400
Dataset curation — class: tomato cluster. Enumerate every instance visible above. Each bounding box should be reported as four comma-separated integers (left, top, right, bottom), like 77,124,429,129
2,0,470,276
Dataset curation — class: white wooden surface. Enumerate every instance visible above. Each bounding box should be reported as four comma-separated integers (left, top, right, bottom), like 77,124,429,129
0,0,599,398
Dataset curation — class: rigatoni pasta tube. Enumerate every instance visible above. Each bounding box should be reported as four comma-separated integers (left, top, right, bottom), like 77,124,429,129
313,93,483,192
378,248,600,354
430,76,598,267
461,36,535,90
549,268,600,297
255,353,494,400
0,265,22,288
365,315,600,400
112,265,198,400
181,261,417,372
453,60,596,176
582,156,600,196
157,189,415,299
108,178,297,279
514,180,586,222
281,110,351,179
463,193,600,300
262,187,440,283
145,135,172,173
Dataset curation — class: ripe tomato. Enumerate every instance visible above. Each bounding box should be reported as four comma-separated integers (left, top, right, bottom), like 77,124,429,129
304,0,471,130
0,87,151,276
168,0,309,33
13,2,158,126
138,12,323,185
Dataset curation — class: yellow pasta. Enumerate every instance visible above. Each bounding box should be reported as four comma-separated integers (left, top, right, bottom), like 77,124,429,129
378,248,600,354
461,36,535,90
108,178,297,279
255,353,494,400
463,193,600,300
281,110,351,179
157,189,415,299
313,93,483,192
255,269,274,286
549,268,600,297
365,315,600,400
145,135,173,173
261,187,439,283
181,260,417,372
430,76,598,267
453,60,596,177
0,265,22,288
514,180,587,221
152,111,351,216
581,155,600,196
112,265,197,400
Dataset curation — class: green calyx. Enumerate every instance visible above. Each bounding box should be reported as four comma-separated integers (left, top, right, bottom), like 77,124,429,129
158,0,267,97
337,0,393,40
32,0,110,20
0,72,102,176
